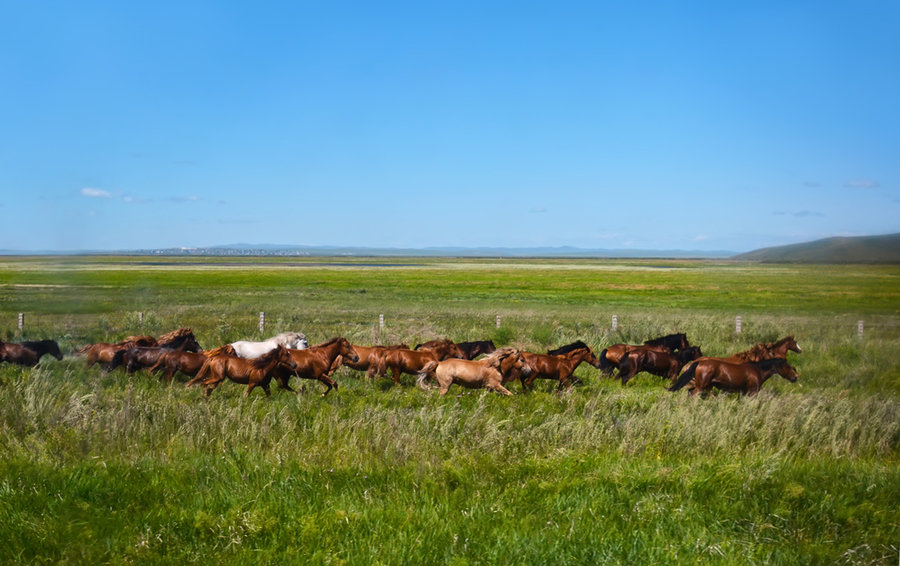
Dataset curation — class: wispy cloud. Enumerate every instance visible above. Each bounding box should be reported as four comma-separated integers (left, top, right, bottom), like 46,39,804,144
844,179,879,189
169,195,199,203
81,187,112,198
773,210,825,218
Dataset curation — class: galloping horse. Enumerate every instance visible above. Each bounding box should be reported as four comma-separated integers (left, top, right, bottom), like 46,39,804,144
669,357,798,396
726,336,802,363
342,343,409,378
78,335,158,368
382,345,462,385
230,331,308,358
107,328,204,374
0,339,63,366
617,345,704,385
416,347,532,396
271,337,359,397
521,343,602,392
598,333,690,374
191,345,298,398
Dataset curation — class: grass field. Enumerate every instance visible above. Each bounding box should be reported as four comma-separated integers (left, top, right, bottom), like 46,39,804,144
1,256,898,564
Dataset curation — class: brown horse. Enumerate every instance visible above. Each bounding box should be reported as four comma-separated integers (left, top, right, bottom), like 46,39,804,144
455,340,497,360
382,346,463,385
78,335,158,368
598,333,689,375
413,339,466,360
272,337,359,397
149,344,236,384
416,347,532,396
107,328,204,375
669,357,799,396
191,345,298,398
617,345,704,385
521,344,602,392
341,343,409,378
0,341,40,366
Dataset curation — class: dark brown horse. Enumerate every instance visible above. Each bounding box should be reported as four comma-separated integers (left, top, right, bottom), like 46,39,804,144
598,333,689,375
455,340,497,360
107,328,204,375
521,344,602,392
0,339,64,366
272,337,359,396
78,335,158,368
617,345,704,385
669,357,798,396
191,345,298,398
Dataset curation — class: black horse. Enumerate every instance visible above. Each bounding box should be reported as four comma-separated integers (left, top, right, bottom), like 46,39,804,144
107,329,203,374
643,333,690,352
0,339,63,367
455,340,497,360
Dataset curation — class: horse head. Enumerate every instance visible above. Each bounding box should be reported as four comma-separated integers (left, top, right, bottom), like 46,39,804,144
783,336,802,354
775,359,799,382
338,338,360,363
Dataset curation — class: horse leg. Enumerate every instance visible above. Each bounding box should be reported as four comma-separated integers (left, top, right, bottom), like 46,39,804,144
319,375,337,397
488,382,514,396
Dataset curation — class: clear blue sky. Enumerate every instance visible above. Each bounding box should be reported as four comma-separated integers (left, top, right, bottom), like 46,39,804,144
2,1,898,253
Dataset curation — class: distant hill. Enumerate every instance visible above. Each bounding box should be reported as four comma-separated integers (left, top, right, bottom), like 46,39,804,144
733,233,900,263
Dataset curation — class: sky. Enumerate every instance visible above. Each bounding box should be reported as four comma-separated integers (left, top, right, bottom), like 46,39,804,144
1,1,898,253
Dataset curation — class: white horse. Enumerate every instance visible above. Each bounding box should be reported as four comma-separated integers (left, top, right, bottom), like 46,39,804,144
231,331,308,359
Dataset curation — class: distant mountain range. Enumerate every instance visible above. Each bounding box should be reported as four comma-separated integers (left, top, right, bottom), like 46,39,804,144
4,234,898,262
733,233,900,263
133,244,736,259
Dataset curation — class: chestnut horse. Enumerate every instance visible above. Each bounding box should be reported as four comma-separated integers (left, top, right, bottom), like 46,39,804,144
598,333,690,374
412,339,466,360
521,343,602,392
416,347,532,396
617,345,704,385
382,345,463,385
669,357,798,396
341,343,409,378
455,340,497,360
191,345,298,398
272,337,359,397
0,339,63,366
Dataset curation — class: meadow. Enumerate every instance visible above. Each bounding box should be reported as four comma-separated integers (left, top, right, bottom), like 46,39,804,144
0,256,898,564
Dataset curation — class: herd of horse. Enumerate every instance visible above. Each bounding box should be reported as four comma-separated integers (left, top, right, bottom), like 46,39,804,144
0,329,802,398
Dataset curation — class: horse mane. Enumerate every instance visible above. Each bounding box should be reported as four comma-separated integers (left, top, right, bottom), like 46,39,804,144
120,335,158,347
158,327,193,343
643,333,686,347
732,339,790,362
311,337,343,348
482,347,519,368
204,344,236,358
547,340,589,356
251,346,283,368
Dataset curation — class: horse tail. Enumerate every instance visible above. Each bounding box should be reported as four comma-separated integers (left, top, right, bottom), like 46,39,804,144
413,343,423,350
416,361,439,389
76,344,92,355
598,348,615,374
669,361,698,392
186,358,212,387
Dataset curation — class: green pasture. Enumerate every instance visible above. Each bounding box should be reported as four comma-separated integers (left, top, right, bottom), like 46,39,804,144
0,256,898,564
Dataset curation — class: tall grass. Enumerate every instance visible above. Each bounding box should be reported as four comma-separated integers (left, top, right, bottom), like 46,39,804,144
0,258,898,564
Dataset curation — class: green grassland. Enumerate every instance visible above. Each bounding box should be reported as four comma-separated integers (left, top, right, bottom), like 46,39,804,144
1,256,898,564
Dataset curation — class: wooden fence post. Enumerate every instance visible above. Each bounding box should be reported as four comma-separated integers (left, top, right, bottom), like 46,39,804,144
735,316,742,334
612,314,618,332
496,315,502,328
259,312,265,334
858,320,864,339
138,312,143,327
379,314,384,330
17,313,24,331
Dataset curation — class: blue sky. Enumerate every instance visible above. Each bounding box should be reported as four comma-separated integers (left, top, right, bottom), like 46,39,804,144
2,1,898,253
